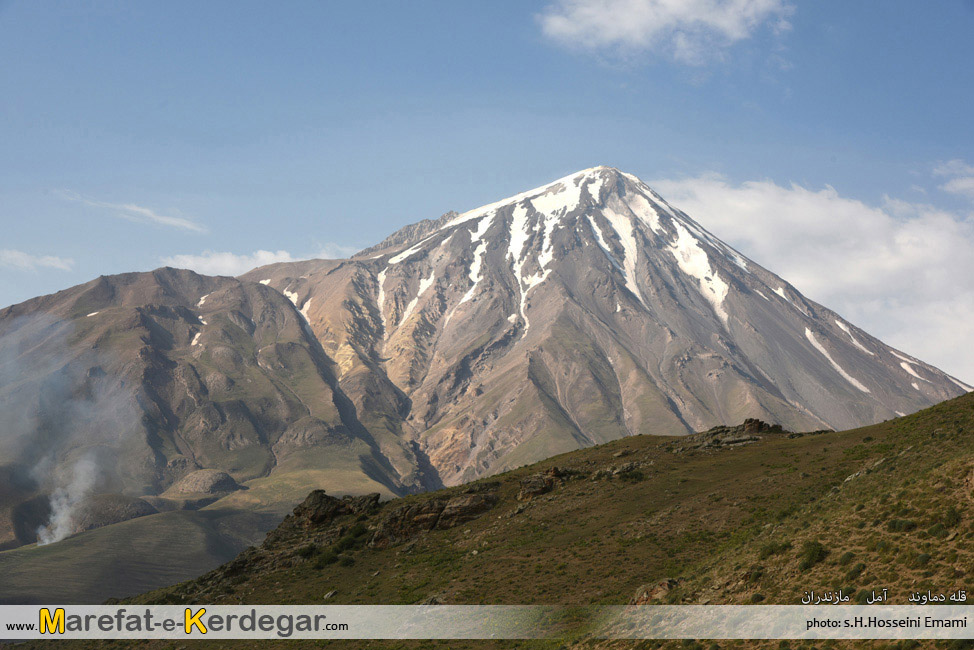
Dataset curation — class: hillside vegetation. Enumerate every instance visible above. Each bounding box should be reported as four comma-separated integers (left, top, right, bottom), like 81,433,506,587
22,393,974,650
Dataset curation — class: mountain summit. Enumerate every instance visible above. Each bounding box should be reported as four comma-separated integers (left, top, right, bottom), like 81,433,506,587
248,166,971,485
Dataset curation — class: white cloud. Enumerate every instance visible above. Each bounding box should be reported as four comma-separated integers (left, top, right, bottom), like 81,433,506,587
934,158,974,200
160,243,358,277
933,159,974,177
0,249,74,272
61,191,207,233
313,242,359,259
652,173,974,382
940,177,974,201
160,250,297,276
538,0,792,64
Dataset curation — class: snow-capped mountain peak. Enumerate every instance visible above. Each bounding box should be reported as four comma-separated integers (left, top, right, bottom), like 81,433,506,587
254,166,972,485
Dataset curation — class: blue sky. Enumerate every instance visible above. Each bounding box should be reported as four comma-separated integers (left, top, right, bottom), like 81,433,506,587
2,1,974,379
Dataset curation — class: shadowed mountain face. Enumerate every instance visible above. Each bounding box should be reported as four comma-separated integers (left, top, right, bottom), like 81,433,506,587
0,167,970,565
243,166,971,486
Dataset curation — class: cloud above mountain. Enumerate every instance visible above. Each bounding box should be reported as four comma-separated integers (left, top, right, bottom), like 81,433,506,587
0,249,74,271
60,191,207,233
653,173,974,381
538,0,792,64
160,243,358,277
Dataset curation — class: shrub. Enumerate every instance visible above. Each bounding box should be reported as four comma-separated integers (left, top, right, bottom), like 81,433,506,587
617,470,645,482
746,565,765,583
915,553,931,567
943,506,962,528
348,522,369,537
338,555,355,567
798,541,828,572
758,541,792,559
845,562,866,581
313,551,338,570
750,593,766,603
886,519,917,533
295,544,317,559
837,551,855,566
927,523,947,538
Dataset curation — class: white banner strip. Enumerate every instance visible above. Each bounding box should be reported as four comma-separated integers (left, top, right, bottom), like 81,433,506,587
598,605,974,640
0,605,971,640
0,605,558,640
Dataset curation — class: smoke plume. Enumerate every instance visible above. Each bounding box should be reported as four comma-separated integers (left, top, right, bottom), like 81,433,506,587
35,455,98,545
0,312,140,545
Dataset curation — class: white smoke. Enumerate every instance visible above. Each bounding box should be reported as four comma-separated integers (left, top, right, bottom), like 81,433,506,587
1,313,140,547
35,455,98,545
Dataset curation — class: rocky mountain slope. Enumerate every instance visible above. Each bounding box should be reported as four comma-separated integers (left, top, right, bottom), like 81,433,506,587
244,166,970,486
0,268,428,552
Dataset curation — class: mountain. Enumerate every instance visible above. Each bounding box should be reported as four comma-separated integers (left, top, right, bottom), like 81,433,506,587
1,166,970,602
243,166,970,486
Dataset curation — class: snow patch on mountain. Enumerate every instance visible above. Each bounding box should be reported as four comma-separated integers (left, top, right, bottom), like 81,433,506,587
445,166,607,231
282,288,300,305
401,269,435,325
669,221,729,324
805,328,870,393
834,319,875,356
459,216,494,305
948,376,974,392
376,269,388,332
390,234,436,265
890,350,917,364
602,208,645,306
774,286,810,316
587,215,623,271
623,192,664,235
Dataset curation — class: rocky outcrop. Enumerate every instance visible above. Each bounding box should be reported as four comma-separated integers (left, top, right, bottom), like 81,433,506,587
630,578,682,605
672,419,787,453
517,467,576,500
291,490,381,528
370,486,499,548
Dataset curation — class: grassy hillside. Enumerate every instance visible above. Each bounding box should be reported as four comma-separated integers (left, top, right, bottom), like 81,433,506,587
19,393,974,649
0,508,280,605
